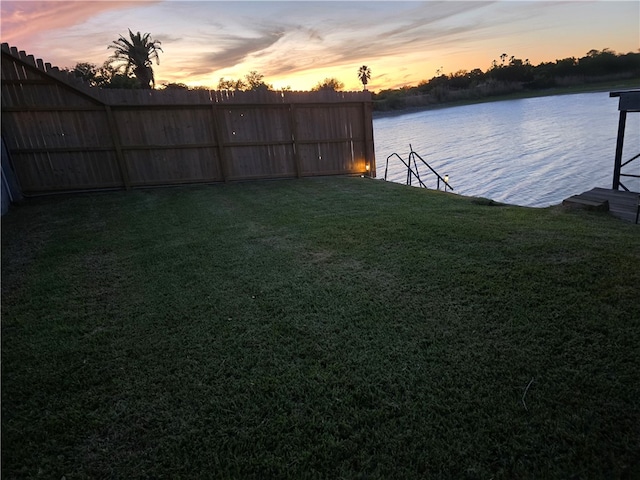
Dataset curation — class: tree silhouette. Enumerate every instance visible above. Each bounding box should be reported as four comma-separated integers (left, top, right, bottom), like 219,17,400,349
217,77,247,91
312,77,344,91
70,62,98,85
67,61,138,88
216,72,272,91
358,65,371,90
108,30,162,89
245,71,272,90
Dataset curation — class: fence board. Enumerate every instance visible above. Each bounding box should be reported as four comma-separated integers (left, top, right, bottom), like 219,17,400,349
225,144,297,180
10,151,123,191
2,110,112,150
125,147,222,186
1,43,375,195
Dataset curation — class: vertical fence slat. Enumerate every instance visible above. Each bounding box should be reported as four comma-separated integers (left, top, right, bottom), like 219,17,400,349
210,105,229,182
363,100,375,176
104,105,131,189
290,104,302,178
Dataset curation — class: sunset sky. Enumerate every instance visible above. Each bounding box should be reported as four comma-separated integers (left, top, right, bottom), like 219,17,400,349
1,1,638,92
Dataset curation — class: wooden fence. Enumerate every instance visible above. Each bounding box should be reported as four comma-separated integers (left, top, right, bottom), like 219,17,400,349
1,43,375,196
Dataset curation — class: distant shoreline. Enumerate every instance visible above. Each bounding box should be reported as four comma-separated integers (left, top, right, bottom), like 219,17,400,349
372,79,640,119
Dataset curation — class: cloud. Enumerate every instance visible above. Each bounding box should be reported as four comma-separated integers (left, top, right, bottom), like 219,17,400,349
0,1,158,45
201,30,284,71
2,0,637,92
261,0,580,83
243,1,500,78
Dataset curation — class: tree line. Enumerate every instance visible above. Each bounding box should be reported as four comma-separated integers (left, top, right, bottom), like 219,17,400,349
65,30,637,106
374,49,640,111
67,30,373,93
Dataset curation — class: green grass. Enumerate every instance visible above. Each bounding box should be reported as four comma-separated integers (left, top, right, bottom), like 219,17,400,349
2,177,639,479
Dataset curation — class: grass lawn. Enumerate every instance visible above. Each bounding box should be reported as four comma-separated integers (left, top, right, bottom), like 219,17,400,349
2,177,639,479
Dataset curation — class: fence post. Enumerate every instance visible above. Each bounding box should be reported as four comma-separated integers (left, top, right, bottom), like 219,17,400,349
362,98,376,177
210,104,229,182
290,104,303,178
1,136,23,206
104,105,131,190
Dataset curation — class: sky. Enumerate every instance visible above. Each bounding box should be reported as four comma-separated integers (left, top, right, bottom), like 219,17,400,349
1,1,638,92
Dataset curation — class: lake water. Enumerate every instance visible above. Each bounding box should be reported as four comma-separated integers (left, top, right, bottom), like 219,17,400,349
373,92,640,207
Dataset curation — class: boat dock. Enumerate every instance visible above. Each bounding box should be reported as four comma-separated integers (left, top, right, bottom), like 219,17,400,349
563,188,639,224
563,90,640,224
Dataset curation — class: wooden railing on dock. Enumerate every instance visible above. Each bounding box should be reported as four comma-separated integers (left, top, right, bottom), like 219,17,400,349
610,90,640,192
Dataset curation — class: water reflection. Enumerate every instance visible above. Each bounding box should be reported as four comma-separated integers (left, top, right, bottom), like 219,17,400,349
373,92,640,207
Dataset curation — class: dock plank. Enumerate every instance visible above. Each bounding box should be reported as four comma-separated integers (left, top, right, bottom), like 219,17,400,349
564,188,639,223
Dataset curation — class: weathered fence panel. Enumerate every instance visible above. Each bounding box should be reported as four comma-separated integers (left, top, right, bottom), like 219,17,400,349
1,43,375,196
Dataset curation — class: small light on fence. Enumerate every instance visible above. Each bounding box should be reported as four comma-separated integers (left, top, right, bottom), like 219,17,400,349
365,164,370,171
444,174,449,183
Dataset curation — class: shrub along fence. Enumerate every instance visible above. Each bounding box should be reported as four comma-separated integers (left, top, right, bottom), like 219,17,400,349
1,43,375,196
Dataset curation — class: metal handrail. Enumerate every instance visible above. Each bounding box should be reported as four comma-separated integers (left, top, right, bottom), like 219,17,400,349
384,144,454,192
408,145,454,192
385,152,428,188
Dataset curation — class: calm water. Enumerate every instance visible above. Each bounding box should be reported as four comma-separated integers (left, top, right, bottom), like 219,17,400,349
373,92,640,207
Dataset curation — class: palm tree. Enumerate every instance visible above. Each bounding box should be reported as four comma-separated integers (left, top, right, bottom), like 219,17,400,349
108,30,162,89
358,65,371,91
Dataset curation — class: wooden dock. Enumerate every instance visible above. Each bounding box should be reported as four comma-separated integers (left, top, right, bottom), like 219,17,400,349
563,188,639,223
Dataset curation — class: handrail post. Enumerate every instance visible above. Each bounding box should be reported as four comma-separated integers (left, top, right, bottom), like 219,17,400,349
612,110,626,190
